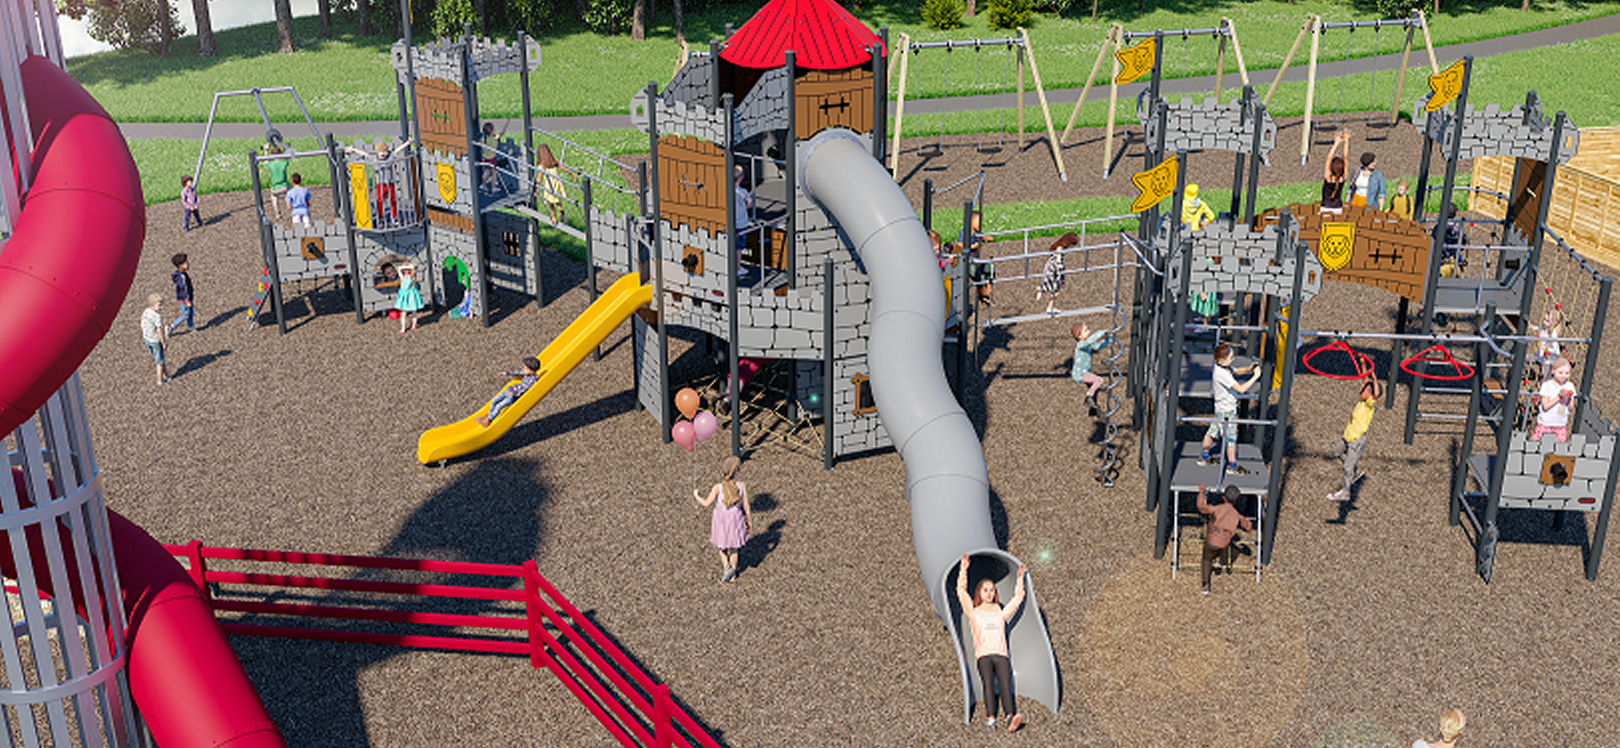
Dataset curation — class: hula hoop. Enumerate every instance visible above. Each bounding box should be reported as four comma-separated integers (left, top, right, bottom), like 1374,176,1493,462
1300,341,1375,380
1400,344,1475,381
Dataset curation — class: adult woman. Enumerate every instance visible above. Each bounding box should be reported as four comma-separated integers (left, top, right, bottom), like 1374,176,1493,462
956,554,1028,733
1321,129,1350,211
694,457,751,583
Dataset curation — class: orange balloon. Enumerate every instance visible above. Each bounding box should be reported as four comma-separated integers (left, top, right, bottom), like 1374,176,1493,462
675,388,701,420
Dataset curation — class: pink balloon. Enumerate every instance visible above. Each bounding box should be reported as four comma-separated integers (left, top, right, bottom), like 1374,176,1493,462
671,420,696,451
693,410,718,442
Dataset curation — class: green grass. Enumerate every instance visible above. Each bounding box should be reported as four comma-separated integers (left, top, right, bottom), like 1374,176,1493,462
130,137,336,205
71,0,1620,122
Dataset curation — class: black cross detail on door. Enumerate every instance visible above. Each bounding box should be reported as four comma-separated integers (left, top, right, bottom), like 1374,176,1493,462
820,97,849,114
1368,246,1403,265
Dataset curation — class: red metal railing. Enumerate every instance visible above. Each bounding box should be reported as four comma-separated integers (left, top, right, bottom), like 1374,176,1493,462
163,542,719,748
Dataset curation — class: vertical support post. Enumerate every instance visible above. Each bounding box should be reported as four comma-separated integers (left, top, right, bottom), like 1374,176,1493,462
1102,28,1120,176
1213,30,1227,105
1017,38,1026,150
1153,150,1192,557
1244,98,1265,225
1391,13,1416,125
251,150,288,336
329,135,364,324
1587,428,1620,580
652,684,674,748
1406,56,1473,443
1261,218,1305,566
1387,296,1408,410
519,31,540,308
521,561,546,669
1575,276,1611,431
824,256,836,470
871,42,884,162
709,39,722,107
1453,327,1489,527
647,82,671,443
1300,15,1320,166
725,93,741,459
922,178,934,230
1483,337,1528,581
583,177,600,360
461,43,492,327
1228,85,1251,222
958,199,975,396
784,50,797,287
183,540,208,599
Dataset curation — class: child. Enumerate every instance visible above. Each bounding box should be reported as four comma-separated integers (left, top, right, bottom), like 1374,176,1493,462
1535,306,1566,377
962,211,996,304
180,176,201,231
1532,356,1576,442
1071,322,1109,409
167,253,196,336
393,262,424,333
479,122,506,193
1327,373,1382,502
693,456,752,583
476,356,543,427
1037,232,1078,314
535,144,576,224
345,139,412,223
732,164,754,256
1180,183,1215,231
1411,708,1465,748
1321,129,1350,211
1388,178,1413,221
286,173,312,227
140,293,169,384
264,144,289,219
1196,483,1252,595
1200,343,1263,475
955,553,1027,733
929,231,950,270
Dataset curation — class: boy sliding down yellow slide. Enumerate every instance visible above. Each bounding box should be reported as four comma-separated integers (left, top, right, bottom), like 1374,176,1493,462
475,356,543,428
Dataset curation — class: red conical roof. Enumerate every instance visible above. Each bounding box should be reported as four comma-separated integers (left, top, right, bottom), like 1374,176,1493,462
720,0,885,71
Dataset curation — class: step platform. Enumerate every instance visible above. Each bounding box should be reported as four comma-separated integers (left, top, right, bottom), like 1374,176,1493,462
1168,442,1271,496
1431,277,1523,317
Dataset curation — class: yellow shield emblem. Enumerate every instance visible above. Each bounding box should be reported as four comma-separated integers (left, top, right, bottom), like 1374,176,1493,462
1318,222,1356,273
1114,38,1156,85
436,161,457,205
1129,155,1178,214
1426,60,1465,113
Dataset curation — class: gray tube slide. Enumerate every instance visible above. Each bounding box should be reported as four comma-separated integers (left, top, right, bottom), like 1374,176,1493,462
798,129,1060,723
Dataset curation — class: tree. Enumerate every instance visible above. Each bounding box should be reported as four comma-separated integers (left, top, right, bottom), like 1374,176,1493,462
631,0,644,40
274,0,295,53
318,0,332,37
356,0,372,36
57,0,183,55
190,0,214,55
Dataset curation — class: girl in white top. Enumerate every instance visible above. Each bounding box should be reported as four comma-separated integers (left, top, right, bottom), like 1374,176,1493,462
1412,708,1465,748
956,553,1028,733
1535,306,1565,377
1533,356,1575,442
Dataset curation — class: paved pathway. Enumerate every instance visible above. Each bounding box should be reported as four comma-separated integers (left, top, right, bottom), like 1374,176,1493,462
116,12,1620,141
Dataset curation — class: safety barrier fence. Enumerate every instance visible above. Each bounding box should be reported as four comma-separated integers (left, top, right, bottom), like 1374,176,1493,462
161,542,718,748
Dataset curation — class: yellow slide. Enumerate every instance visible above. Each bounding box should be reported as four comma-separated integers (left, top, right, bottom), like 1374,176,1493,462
416,274,653,464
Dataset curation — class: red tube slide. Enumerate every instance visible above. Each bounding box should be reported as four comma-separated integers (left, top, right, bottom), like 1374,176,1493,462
0,56,144,435
0,58,286,747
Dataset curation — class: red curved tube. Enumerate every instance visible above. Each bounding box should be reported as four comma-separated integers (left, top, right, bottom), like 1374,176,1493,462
0,56,145,435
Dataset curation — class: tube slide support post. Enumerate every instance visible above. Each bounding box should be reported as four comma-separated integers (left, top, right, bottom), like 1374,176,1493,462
1405,56,1472,443
874,30,888,164
725,93,742,459
328,135,365,324
922,178,934,230
1262,223,1306,566
647,82,671,443
1575,276,1610,430
709,39,722,106
1587,430,1620,580
957,199,975,400
785,50,797,287
1453,329,1489,528
824,256,836,470
1153,151,1192,557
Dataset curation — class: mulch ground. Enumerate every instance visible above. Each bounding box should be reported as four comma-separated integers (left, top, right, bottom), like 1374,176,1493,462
76,115,1620,748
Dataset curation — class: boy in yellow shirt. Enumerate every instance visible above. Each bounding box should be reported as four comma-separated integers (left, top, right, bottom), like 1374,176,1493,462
1328,372,1382,501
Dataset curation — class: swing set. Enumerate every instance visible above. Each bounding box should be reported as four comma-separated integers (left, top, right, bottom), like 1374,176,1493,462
888,29,1067,181
1060,19,1252,178
1267,10,1440,164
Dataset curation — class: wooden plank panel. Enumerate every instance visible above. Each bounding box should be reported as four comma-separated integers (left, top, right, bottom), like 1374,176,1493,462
416,78,467,156
657,135,726,235
795,68,873,140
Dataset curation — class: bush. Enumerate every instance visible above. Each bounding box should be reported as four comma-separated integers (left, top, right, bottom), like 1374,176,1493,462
987,0,1032,30
1373,0,1426,16
582,0,635,34
922,0,965,31
432,0,479,37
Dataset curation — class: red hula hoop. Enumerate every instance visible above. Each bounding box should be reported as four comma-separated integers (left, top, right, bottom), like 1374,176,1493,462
1400,344,1476,381
1300,341,1376,380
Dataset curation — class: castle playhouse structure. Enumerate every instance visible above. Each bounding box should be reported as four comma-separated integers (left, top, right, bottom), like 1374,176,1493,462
249,33,544,333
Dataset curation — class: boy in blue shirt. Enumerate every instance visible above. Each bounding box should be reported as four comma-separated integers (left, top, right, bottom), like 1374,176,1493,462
286,172,312,227
475,357,543,427
168,253,196,335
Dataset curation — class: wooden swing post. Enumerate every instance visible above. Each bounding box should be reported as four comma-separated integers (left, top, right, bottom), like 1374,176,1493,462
1225,17,1251,90
1264,14,1316,107
1418,9,1439,74
1103,28,1122,177
1019,27,1066,181
1300,14,1322,166
1390,16,1416,124
1061,22,1120,145
888,34,911,174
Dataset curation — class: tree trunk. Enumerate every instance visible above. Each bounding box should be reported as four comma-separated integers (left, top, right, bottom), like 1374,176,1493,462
318,0,331,37
575,0,590,23
1091,0,1098,20
356,0,372,36
632,0,646,40
1521,0,1530,10
155,0,173,57
191,0,215,55
275,0,296,53
965,0,975,17
673,0,685,47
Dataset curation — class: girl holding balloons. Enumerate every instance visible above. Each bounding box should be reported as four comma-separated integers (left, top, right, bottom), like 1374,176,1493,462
694,456,751,582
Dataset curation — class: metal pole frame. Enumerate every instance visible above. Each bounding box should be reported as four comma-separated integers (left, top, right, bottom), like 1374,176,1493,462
249,150,288,336
1587,430,1620,580
1481,336,1528,583
647,82,671,443
785,50,797,288
460,38,492,327
1452,314,1490,528
873,28,888,164
725,93,742,459
1152,149,1191,557
824,256,836,470
1574,276,1611,431
327,135,364,324
957,199,975,398
518,30,543,308
1261,215,1306,566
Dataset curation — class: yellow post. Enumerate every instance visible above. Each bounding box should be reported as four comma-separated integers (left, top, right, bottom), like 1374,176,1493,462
1417,10,1439,74
1017,42,1026,149
889,40,911,174
1019,28,1067,181
1300,15,1321,166
1103,32,1121,177
1264,14,1315,107
1391,21,1415,125
1062,23,1119,145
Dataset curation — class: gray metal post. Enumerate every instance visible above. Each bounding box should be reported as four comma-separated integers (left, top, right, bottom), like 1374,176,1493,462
1453,322,1490,527
873,29,888,163
1261,221,1305,566
519,31,541,308
784,50,797,287
647,82,671,443
824,256,836,470
922,177,934,231
460,44,492,328
957,199,975,398
1405,56,1473,443
709,39,722,107
250,150,287,335
1587,432,1620,580
1244,98,1265,226
1153,150,1192,557
582,177,599,359
1228,86,1252,223
1574,276,1611,430
725,92,741,458
1484,337,1528,569
328,135,364,324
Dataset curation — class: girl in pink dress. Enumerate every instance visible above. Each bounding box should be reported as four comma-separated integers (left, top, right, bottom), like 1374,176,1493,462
956,553,1028,733
694,457,751,583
